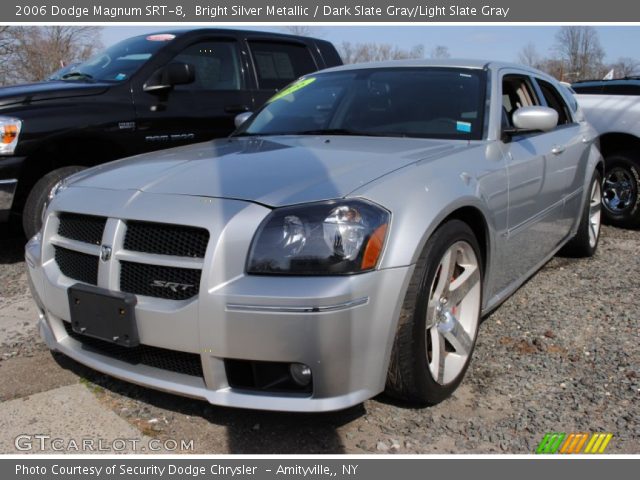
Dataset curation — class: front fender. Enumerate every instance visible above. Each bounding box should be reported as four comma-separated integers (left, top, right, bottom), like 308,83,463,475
350,143,507,270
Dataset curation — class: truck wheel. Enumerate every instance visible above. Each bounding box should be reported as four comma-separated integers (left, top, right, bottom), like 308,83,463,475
561,170,602,257
385,220,482,405
602,153,640,228
22,166,85,238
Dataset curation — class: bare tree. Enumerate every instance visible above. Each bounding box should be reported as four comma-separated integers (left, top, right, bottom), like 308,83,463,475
518,42,541,68
553,26,605,81
536,58,566,80
608,57,640,78
281,26,324,38
0,27,15,85
430,45,451,59
1,26,102,84
408,44,425,59
339,42,424,64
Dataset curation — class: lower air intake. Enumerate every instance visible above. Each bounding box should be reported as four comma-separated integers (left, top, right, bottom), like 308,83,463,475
64,322,204,378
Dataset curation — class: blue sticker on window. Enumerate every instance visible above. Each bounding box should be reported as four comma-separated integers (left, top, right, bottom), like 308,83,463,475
456,121,472,133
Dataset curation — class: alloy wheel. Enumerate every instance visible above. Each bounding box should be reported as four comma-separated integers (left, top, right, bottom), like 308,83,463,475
425,241,481,385
589,178,602,248
603,167,636,214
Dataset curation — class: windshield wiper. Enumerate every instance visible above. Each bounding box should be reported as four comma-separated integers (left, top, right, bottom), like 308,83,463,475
61,71,94,81
231,129,409,138
230,132,260,137
295,128,374,136
230,130,354,137
297,129,410,138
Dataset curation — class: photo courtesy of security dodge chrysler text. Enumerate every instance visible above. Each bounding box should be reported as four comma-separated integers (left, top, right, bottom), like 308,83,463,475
26,59,604,412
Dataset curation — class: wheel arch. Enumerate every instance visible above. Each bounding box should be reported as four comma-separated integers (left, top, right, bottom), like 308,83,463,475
406,200,492,277
14,135,126,210
439,206,490,276
598,132,640,161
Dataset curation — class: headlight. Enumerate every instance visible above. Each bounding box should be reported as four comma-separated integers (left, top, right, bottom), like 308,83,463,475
247,199,390,275
0,117,22,155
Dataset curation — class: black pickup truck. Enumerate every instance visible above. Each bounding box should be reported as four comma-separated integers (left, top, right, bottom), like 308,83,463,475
0,29,342,237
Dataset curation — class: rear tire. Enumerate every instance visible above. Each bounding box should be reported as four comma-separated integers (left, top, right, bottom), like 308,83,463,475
601,153,640,228
22,166,85,238
562,170,602,258
385,220,482,405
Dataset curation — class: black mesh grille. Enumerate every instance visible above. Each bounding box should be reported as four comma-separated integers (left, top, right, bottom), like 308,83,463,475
55,247,99,285
58,213,106,245
124,221,209,258
64,322,203,377
120,261,201,300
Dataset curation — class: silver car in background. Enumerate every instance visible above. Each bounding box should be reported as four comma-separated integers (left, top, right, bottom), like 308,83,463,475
26,60,603,412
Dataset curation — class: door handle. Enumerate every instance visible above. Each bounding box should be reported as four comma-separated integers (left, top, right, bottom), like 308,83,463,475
551,145,565,155
224,105,251,114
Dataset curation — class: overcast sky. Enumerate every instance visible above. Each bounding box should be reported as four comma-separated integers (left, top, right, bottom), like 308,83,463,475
102,26,640,64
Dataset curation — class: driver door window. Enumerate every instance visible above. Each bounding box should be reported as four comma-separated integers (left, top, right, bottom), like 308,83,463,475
502,75,540,128
172,41,243,91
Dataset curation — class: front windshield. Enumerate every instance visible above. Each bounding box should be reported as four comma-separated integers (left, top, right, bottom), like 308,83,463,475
238,67,486,140
50,33,176,83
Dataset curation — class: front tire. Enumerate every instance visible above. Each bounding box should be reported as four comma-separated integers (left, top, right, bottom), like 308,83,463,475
602,153,640,228
22,166,85,238
386,220,482,405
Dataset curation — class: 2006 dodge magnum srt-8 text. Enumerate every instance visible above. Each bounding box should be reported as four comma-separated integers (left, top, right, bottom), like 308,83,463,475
26,60,604,412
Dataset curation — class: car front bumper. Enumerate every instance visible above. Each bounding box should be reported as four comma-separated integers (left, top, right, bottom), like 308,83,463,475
25,190,413,412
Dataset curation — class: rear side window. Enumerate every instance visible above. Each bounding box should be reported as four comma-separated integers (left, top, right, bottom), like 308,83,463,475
602,84,640,95
559,85,579,112
172,41,243,91
536,79,573,125
571,84,604,94
573,83,640,95
316,40,343,68
248,41,317,90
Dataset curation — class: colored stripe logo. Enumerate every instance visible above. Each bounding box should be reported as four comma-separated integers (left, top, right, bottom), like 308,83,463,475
536,433,612,454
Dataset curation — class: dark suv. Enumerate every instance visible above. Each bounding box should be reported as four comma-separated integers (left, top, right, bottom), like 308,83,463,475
573,77,640,227
0,29,342,237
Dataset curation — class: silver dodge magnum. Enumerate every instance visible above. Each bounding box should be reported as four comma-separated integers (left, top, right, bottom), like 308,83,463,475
26,60,603,412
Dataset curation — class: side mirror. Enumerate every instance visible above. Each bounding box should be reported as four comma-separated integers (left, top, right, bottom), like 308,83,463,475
511,106,558,133
143,62,195,92
234,111,253,129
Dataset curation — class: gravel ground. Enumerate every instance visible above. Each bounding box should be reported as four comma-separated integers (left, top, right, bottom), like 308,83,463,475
0,226,46,361
0,224,638,454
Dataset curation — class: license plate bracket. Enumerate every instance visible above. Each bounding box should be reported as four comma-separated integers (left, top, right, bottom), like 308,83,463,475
68,283,139,347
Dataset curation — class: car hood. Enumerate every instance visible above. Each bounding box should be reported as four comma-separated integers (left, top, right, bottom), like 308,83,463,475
0,81,110,107
67,136,472,207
